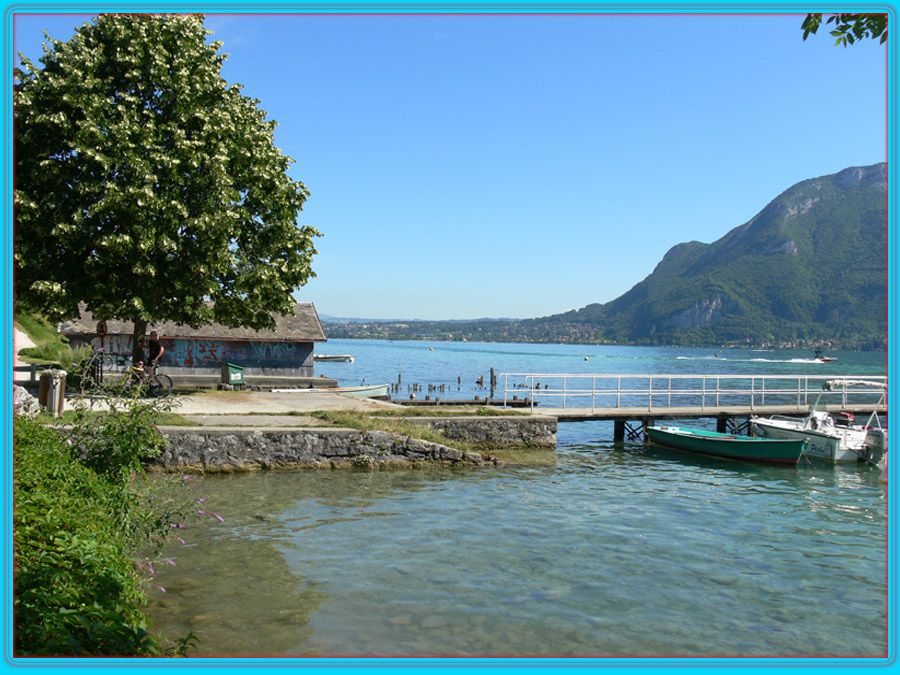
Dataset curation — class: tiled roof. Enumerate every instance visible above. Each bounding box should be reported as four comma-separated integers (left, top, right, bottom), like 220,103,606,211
58,303,327,342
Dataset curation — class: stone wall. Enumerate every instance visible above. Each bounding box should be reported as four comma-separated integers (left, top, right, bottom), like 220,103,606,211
154,427,491,472
397,415,557,449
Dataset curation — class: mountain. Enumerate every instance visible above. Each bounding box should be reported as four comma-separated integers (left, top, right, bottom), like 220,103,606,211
324,163,886,348
537,163,886,347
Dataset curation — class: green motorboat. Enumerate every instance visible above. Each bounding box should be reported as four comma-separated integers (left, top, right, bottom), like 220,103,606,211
646,425,807,465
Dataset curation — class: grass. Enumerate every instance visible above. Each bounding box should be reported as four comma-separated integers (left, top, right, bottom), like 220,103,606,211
207,405,527,418
15,312,60,344
368,406,528,418
308,409,555,465
309,410,479,453
16,311,91,366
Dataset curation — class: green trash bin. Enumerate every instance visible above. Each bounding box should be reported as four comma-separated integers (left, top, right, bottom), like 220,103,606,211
221,362,244,386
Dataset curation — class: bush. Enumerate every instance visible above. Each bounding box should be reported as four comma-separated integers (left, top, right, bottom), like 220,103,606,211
69,401,168,482
14,418,156,655
19,343,92,369
14,391,192,656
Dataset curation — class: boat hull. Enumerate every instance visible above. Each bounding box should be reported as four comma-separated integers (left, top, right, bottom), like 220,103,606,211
272,384,389,399
751,419,869,463
314,354,355,363
338,384,390,399
646,425,805,465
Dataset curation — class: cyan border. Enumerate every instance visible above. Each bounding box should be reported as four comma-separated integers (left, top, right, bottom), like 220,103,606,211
3,3,896,674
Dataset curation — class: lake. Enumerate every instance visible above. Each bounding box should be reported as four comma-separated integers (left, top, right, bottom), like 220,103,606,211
145,340,887,657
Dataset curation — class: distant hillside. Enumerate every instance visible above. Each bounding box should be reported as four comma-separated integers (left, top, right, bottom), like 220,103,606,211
325,163,886,349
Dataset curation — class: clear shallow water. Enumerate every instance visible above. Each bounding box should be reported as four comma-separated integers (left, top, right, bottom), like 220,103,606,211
146,341,887,657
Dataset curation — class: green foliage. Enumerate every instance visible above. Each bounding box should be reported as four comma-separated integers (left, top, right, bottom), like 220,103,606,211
14,418,155,655
68,399,169,482
15,312,59,344
15,15,318,340
802,13,888,46
20,342,92,368
15,311,92,366
15,394,197,655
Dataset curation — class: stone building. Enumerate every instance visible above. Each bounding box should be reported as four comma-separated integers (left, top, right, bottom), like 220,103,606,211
58,303,327,377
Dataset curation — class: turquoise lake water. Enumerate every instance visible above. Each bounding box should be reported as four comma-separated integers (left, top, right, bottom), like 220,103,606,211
146,340,887,657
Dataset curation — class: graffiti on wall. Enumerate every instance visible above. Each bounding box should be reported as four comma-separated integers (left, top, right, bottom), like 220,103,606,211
161,339,313,369
69,335,135,372
71,335,314,371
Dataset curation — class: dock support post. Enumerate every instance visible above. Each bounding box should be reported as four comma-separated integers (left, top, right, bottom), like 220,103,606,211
642,417,655,442
717,415,728,434
614,419,625,443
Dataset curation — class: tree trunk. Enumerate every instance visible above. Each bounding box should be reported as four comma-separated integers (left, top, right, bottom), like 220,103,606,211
132,317,148,366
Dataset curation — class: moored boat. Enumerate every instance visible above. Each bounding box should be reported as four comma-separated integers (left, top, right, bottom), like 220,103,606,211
272,383,390,399
646,425,806,465
751,379,886,465
314,354,355,363
751,412,869,463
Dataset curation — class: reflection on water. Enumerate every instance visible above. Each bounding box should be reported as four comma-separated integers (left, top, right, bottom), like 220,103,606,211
145,422,886,657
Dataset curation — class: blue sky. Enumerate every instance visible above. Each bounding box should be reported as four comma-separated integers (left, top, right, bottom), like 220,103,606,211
13,12,887,320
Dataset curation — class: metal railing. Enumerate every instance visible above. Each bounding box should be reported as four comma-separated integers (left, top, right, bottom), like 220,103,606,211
500,373,887,412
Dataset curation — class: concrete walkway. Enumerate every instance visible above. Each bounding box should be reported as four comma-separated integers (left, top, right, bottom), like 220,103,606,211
14,327,35,368
171,389,403,415
69,388,406,417
183,414,332,427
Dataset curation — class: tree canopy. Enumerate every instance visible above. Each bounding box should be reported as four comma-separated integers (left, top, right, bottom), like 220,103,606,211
15,14,319,353
802,13,888,46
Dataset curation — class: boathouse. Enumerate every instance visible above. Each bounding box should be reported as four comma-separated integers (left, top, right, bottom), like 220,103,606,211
58,303,327,377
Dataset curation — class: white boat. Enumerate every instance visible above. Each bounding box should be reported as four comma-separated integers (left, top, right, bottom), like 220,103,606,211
751,379,886,464
272,384,389,399
314,354,355,363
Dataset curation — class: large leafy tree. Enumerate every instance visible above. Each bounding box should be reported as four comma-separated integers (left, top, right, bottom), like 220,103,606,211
801,13,888,46
15,14,319,360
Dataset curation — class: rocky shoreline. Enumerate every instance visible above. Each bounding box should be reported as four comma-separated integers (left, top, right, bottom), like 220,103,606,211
154,426,494,472
153,415,556,472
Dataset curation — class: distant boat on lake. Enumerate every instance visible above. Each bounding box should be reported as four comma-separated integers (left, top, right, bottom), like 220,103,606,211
813,348,837,363
314,354,355,363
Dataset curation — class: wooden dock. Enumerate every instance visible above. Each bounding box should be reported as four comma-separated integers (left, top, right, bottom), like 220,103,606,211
539,403,887,440
499,372,887,441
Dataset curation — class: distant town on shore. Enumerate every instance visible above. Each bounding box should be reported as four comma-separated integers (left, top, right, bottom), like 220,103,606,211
326,163,887,351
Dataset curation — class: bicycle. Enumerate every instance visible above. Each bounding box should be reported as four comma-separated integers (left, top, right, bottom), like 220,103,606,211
129,362,173,396
77,348,107,398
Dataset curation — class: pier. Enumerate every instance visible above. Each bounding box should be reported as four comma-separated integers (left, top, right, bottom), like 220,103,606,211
500,373,887,441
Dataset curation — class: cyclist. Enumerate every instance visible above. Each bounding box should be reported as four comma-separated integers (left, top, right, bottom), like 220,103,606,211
129,339,147,387
148,331,165,370
133,338,147,369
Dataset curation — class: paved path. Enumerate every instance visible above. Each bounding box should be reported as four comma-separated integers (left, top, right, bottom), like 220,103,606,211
174,390,403,415
73,389,406,416
14,327,35,368
184,414,331,427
